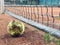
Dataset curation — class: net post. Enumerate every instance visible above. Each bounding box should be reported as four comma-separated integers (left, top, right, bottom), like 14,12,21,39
1,0,4,14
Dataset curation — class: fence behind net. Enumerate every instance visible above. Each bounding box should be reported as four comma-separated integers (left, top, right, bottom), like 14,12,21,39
5,0,60,30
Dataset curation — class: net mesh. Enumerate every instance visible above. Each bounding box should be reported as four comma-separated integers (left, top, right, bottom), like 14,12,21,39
5,0,60,30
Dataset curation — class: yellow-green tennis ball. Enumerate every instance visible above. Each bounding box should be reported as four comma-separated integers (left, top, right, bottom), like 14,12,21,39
7,20,25,36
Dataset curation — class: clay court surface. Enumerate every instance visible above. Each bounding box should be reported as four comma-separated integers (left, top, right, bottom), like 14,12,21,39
0,13,57,45
0,6,60,45
6,6,60,29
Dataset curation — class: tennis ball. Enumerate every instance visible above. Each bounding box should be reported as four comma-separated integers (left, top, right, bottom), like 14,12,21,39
7,20,25,37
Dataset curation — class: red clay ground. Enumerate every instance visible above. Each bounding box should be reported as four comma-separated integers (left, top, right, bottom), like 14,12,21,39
0,13,57,45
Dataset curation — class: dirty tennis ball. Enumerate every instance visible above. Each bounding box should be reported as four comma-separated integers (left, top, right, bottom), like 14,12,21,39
7,20,25,37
